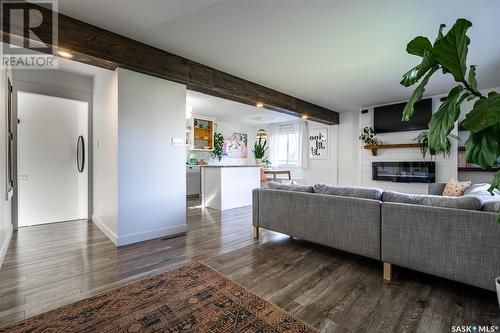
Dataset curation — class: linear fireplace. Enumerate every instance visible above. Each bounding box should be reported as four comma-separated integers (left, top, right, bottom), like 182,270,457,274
372,162,435,183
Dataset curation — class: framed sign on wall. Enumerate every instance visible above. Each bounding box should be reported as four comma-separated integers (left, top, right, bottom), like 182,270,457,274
309,128,328,159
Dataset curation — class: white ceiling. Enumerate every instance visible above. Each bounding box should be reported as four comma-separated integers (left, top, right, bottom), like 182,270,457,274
187,90,297,126
58,0,500,113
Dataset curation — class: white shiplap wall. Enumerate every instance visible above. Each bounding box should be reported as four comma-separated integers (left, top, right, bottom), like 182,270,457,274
359,96,457,194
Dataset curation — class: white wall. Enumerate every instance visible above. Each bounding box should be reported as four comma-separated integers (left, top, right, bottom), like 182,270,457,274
296,121,339,185
337,112,360,186
92,68,119,241
12,69,93,95
189,120,259,165
117,68,187,246
0,69,13,268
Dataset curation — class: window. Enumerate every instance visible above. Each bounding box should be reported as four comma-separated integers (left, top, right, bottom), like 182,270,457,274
276,124,298,166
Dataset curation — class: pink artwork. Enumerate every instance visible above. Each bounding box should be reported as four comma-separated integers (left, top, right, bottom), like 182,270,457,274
223,133,248,158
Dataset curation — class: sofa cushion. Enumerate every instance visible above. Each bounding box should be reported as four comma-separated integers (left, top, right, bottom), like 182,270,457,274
464,183,500,197
481,197,500,213
313,184,383,200
382,190,483,211
442,179,471,196
266,181,314,193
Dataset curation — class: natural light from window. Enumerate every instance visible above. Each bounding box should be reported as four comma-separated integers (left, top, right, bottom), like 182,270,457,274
277,133,298,166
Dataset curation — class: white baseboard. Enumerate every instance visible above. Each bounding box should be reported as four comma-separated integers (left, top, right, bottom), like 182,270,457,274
0,224,13,269
92,215,187,247
116,224,187,246
92,214,118,246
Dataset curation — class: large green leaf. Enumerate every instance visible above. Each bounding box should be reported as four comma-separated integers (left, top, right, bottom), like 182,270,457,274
401,67,438,121
406,36,433,57
416,50,436,78
435,24,446,42
462,91,500,132
468,65,478,91
432,19,472,82
465,124,500,169
427,86,463,151
400,65,421,87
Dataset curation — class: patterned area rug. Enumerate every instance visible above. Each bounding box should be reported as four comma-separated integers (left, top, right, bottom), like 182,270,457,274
0,262,318,333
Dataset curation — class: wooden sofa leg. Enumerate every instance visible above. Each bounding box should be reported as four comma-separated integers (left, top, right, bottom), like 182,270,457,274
383,262,392,281
253,226,259,240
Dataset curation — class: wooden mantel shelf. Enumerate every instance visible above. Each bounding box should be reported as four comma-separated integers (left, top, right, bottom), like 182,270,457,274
364,143,422,156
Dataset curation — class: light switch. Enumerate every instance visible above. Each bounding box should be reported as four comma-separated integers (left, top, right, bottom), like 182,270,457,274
19,175,28,181
171,138,185,147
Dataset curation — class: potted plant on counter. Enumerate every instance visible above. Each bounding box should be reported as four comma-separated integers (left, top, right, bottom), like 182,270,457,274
252,137,268,165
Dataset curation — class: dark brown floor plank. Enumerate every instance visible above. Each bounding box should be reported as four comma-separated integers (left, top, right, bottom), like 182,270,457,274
0,198,498,332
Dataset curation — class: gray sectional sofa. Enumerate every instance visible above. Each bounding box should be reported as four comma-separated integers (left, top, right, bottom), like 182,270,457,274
252,182,500,291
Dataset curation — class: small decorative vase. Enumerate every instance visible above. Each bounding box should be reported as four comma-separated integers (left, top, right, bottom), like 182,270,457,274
255,158,262,165
496,277,500,308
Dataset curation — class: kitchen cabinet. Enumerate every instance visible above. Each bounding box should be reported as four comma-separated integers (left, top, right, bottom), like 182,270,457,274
186,165,201,197
186,116,215,151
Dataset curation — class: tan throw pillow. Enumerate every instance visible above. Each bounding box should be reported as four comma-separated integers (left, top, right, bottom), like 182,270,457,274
442,179,471,197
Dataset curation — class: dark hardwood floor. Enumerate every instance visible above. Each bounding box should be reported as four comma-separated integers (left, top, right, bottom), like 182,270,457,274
0,198,499,332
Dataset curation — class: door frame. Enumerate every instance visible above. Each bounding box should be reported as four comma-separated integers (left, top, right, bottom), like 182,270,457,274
12,82,93,230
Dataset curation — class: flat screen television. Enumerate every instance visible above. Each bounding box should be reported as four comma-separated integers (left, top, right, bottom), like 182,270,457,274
374,98,432,133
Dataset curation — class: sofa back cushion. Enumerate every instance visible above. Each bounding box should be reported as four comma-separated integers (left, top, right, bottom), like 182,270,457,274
481,197,500,213
382,190,483,211
464,183,500,197
266,181,314,193
313,184,383,200
428,183,446,195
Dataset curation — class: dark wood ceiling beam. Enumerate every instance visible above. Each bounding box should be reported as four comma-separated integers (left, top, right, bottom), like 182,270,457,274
3,4,339,125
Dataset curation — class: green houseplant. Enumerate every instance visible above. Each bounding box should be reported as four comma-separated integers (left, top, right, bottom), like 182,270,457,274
252,138,268,164
401,18,500,222
414,131,458,159
359,127,378,145
212,132,224,161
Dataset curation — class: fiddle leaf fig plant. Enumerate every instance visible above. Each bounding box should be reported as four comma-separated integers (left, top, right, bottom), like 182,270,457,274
401,18,500,223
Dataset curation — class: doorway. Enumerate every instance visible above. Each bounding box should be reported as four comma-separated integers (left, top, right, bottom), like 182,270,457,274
17,92,89,226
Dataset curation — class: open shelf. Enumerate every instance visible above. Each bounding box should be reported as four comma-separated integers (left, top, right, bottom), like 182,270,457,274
458,146,500,172
458,167,499,172
364,143,422,156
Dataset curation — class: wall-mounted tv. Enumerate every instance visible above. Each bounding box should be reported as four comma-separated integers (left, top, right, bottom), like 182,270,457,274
374,98,432,133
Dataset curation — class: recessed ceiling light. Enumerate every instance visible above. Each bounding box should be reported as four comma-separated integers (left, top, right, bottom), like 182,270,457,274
58,50,73,58
256,102,264,108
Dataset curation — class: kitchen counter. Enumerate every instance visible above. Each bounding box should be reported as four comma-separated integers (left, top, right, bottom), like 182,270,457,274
201,166,260,210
